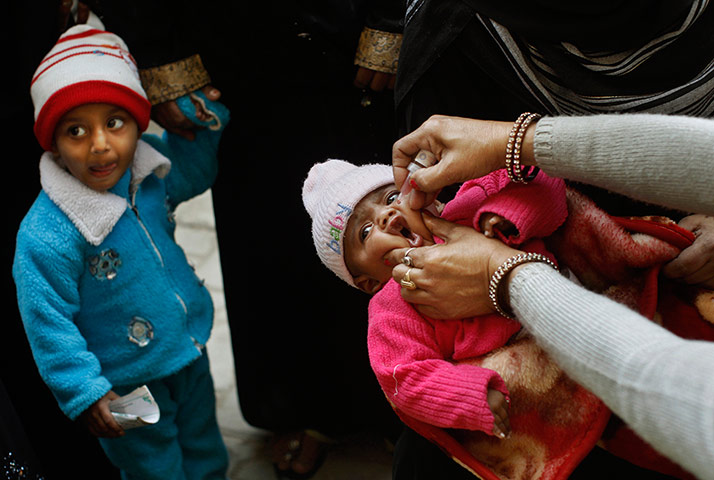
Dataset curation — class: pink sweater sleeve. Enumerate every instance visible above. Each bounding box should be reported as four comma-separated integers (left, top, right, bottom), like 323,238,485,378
367,281,508,433
442,170,568,246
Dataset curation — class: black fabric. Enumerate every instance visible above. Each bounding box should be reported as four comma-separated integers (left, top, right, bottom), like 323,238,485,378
210,3,402,437
0,380,44,480
397,0,714,108
395,1,473,109
396,19,535,135
87,0,203,69
458,0,694,49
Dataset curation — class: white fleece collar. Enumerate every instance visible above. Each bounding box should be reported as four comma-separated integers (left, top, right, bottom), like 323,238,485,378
40,139,171,246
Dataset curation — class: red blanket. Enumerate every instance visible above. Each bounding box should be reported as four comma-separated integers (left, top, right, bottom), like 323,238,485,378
393,188,713,480
548,189,714,480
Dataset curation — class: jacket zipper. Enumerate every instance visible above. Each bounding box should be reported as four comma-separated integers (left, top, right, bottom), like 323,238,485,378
130,189,164,267
130,189,188,317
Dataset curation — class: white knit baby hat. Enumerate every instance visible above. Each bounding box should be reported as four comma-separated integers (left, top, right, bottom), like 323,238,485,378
31,24,151,151
302,159,394,288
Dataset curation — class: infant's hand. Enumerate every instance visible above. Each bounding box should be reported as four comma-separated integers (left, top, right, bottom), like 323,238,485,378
662,214,714,289
79,391,124,438
487,389,510,439
480,213,518,239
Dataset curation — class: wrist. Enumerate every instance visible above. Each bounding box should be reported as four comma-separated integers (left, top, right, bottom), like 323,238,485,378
505,113,540,182
139,54,211,105
488,253,558,318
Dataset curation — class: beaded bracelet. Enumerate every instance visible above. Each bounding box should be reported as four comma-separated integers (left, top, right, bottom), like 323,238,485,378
505,112,542,183
488,253,559,319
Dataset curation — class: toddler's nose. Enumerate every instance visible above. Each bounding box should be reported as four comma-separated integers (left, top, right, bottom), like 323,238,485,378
91,129,110,153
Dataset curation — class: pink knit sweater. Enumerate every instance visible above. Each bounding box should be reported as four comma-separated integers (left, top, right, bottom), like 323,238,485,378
367,170,567,434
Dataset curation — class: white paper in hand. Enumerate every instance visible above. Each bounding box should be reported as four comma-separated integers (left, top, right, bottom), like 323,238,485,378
109,385,160,429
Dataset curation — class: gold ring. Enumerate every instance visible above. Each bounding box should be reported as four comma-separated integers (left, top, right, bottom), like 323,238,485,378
400,268,417,290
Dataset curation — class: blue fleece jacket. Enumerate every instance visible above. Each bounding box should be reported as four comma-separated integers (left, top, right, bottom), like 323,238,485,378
13,100,228,420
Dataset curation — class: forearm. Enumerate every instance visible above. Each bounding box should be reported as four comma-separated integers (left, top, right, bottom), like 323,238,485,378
532,114,714,215
377,358,506,432
141,96,229,205
508,262,714,479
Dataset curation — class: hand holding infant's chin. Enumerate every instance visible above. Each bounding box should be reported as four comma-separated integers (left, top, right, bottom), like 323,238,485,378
387,214,520,319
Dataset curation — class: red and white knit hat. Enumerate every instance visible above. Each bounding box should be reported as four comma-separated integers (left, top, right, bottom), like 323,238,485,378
302,159,394,288
31,25,151,151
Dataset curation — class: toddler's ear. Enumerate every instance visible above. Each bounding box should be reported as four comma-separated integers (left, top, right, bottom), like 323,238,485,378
354,275,384,295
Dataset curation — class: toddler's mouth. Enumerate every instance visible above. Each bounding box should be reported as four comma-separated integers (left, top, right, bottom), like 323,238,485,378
389,215,423,247
89,162,117,177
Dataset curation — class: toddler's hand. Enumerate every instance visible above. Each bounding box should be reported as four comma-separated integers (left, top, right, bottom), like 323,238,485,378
80,391,125,438
487,388,510,439
151,85,221,140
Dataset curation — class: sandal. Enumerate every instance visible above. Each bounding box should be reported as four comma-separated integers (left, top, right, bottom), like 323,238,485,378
272,430,331,479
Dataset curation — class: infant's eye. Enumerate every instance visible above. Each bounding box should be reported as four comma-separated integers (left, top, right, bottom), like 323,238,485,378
360,223,373,242
68,125,87,137
107,117,125,129
386,191,399,205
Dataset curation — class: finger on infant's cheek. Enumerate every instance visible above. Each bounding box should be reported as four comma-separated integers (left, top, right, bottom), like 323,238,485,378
386,248,408,268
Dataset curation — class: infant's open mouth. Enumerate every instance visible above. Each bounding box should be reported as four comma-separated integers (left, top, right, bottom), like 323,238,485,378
391,216,423,247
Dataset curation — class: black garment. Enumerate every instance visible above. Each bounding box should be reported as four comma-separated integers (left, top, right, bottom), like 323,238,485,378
0,380,44,480
210,3,402,438
397,0,713,116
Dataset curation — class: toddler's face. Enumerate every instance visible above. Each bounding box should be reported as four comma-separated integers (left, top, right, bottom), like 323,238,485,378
345,184,435,293
52,103,138,192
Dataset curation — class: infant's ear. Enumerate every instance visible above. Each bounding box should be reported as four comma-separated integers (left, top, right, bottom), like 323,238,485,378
354,275,384,295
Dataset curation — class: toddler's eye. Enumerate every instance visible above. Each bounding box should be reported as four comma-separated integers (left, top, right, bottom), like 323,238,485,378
68,125,87,137
107,117,125,129
386,191,399,205
360,223,373,242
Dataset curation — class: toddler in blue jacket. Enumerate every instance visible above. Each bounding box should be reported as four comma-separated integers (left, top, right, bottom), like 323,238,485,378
13,25,230,479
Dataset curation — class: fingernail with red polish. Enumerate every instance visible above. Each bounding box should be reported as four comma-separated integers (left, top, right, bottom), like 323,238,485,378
410,178,419,191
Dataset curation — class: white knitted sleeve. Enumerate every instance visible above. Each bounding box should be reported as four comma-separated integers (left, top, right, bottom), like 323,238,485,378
509,262,714,480
534,114,714,216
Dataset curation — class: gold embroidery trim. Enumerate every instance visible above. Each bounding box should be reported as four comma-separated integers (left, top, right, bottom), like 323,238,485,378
139,54,212,105
354,27,402,74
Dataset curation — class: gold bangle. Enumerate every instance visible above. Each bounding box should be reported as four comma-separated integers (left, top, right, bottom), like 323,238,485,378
353,27,402,75
139,54,211,105
488,253,558,319
505,112,541,183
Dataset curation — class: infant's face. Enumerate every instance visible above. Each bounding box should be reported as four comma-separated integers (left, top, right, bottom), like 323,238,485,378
52,103,138,192
345,184,434,293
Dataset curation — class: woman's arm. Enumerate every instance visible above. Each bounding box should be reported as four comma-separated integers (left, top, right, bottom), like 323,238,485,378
388,113,714,311
534,114,714,216
393,113,714,215
508,262,714,480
